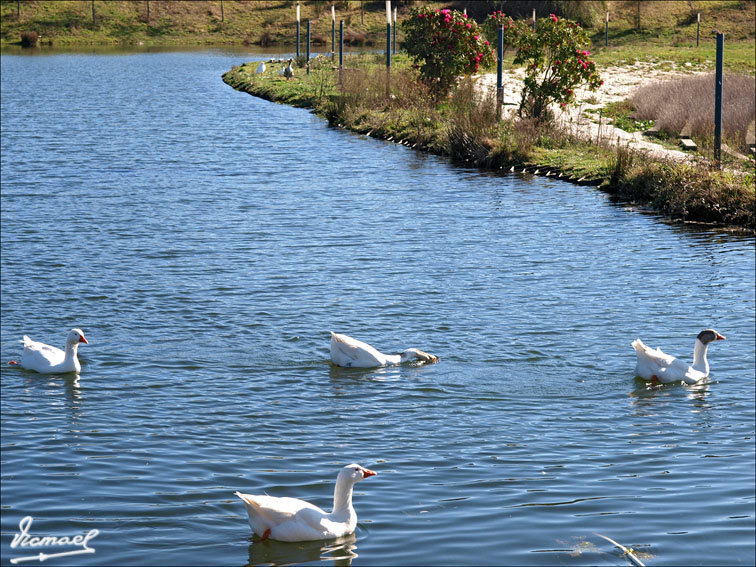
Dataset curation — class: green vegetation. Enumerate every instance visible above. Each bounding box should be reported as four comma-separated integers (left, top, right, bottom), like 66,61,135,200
586,100,655,133
401,7,494,98
510,13,602,118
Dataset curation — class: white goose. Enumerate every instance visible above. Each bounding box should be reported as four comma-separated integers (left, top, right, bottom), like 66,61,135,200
10,329,89,374
283,58,294,80
330,332,438,368
632,329,725,384
255,61,266,74
235,464,376,542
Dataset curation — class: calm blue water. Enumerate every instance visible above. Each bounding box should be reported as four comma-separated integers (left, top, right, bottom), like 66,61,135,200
1,49,754,567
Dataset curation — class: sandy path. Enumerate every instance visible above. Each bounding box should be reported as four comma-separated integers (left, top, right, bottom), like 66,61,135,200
478,62,708,161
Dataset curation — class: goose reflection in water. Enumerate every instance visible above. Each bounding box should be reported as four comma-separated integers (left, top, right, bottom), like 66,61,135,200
628,378,712,409
246,532,357,566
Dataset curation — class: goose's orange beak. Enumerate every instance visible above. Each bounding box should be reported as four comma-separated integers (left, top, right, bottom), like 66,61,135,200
79,335,88,344
715,332,726,341
361,468,377,478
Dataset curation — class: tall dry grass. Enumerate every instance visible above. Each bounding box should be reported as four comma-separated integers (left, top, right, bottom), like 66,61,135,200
631,73,756,152
447,79,500,164
325,63,443,148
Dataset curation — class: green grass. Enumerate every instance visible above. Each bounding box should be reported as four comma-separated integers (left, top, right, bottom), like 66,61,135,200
584,101,655,133
0,0,418,47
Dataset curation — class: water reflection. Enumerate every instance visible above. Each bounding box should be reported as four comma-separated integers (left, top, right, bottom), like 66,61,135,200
328,364,398,383
16,369,85,427
628,377,711,408
246,533,357,566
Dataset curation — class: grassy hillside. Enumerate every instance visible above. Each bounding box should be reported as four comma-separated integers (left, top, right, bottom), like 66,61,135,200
2,0,754,70
0,0,411,46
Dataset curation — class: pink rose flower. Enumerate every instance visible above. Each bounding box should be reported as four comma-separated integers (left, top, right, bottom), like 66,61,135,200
551,14,558,22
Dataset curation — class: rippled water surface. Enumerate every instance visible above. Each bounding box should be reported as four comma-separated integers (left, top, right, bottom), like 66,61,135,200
1,50,754,566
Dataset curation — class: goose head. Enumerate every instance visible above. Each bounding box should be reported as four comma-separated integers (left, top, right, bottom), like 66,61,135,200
399,348,438,364
66,328,88,347
338,464,377,485
697,329,726,345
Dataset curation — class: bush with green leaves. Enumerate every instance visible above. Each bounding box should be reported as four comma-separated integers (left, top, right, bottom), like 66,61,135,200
481,11,526,56
401,7,495,99
513,14,602,119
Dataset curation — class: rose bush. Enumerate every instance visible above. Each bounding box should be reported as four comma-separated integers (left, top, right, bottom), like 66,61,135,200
481,11,526,56
402,7,495,99
513,13,602,119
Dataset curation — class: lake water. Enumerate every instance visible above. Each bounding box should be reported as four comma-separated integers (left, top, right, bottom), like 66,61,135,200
1,49,754,567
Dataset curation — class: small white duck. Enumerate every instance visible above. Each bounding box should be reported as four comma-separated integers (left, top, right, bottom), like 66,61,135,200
278,65,285,77
632,329,725,384
283,58,294,80
255,61,266,74
330,331,438,368
235,464,376,542
10,329,89,374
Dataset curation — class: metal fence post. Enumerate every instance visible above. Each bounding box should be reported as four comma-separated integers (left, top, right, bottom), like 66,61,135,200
696,13,700,47
385,1,391,98
306,20,311,74
497,25,503,120
605,12,609,47
713,32,724,169
296,2,300,58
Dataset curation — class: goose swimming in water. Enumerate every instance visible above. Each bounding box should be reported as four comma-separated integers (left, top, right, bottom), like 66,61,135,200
632,329,725,384
330,331,438,368
235,464,376,542
9,329,89,374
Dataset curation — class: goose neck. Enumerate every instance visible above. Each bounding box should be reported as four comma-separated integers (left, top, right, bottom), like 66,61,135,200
332,479,355,515
692,339,709,374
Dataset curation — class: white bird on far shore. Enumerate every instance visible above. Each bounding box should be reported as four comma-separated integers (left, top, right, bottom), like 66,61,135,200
283,58,294,80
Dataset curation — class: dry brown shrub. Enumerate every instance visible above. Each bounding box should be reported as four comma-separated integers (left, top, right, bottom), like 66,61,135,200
447,79,500,163
632,73,756,152
20,31,38,47
343,29,367,45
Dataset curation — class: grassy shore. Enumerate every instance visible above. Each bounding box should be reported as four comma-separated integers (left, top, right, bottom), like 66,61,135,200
223,53,754,231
